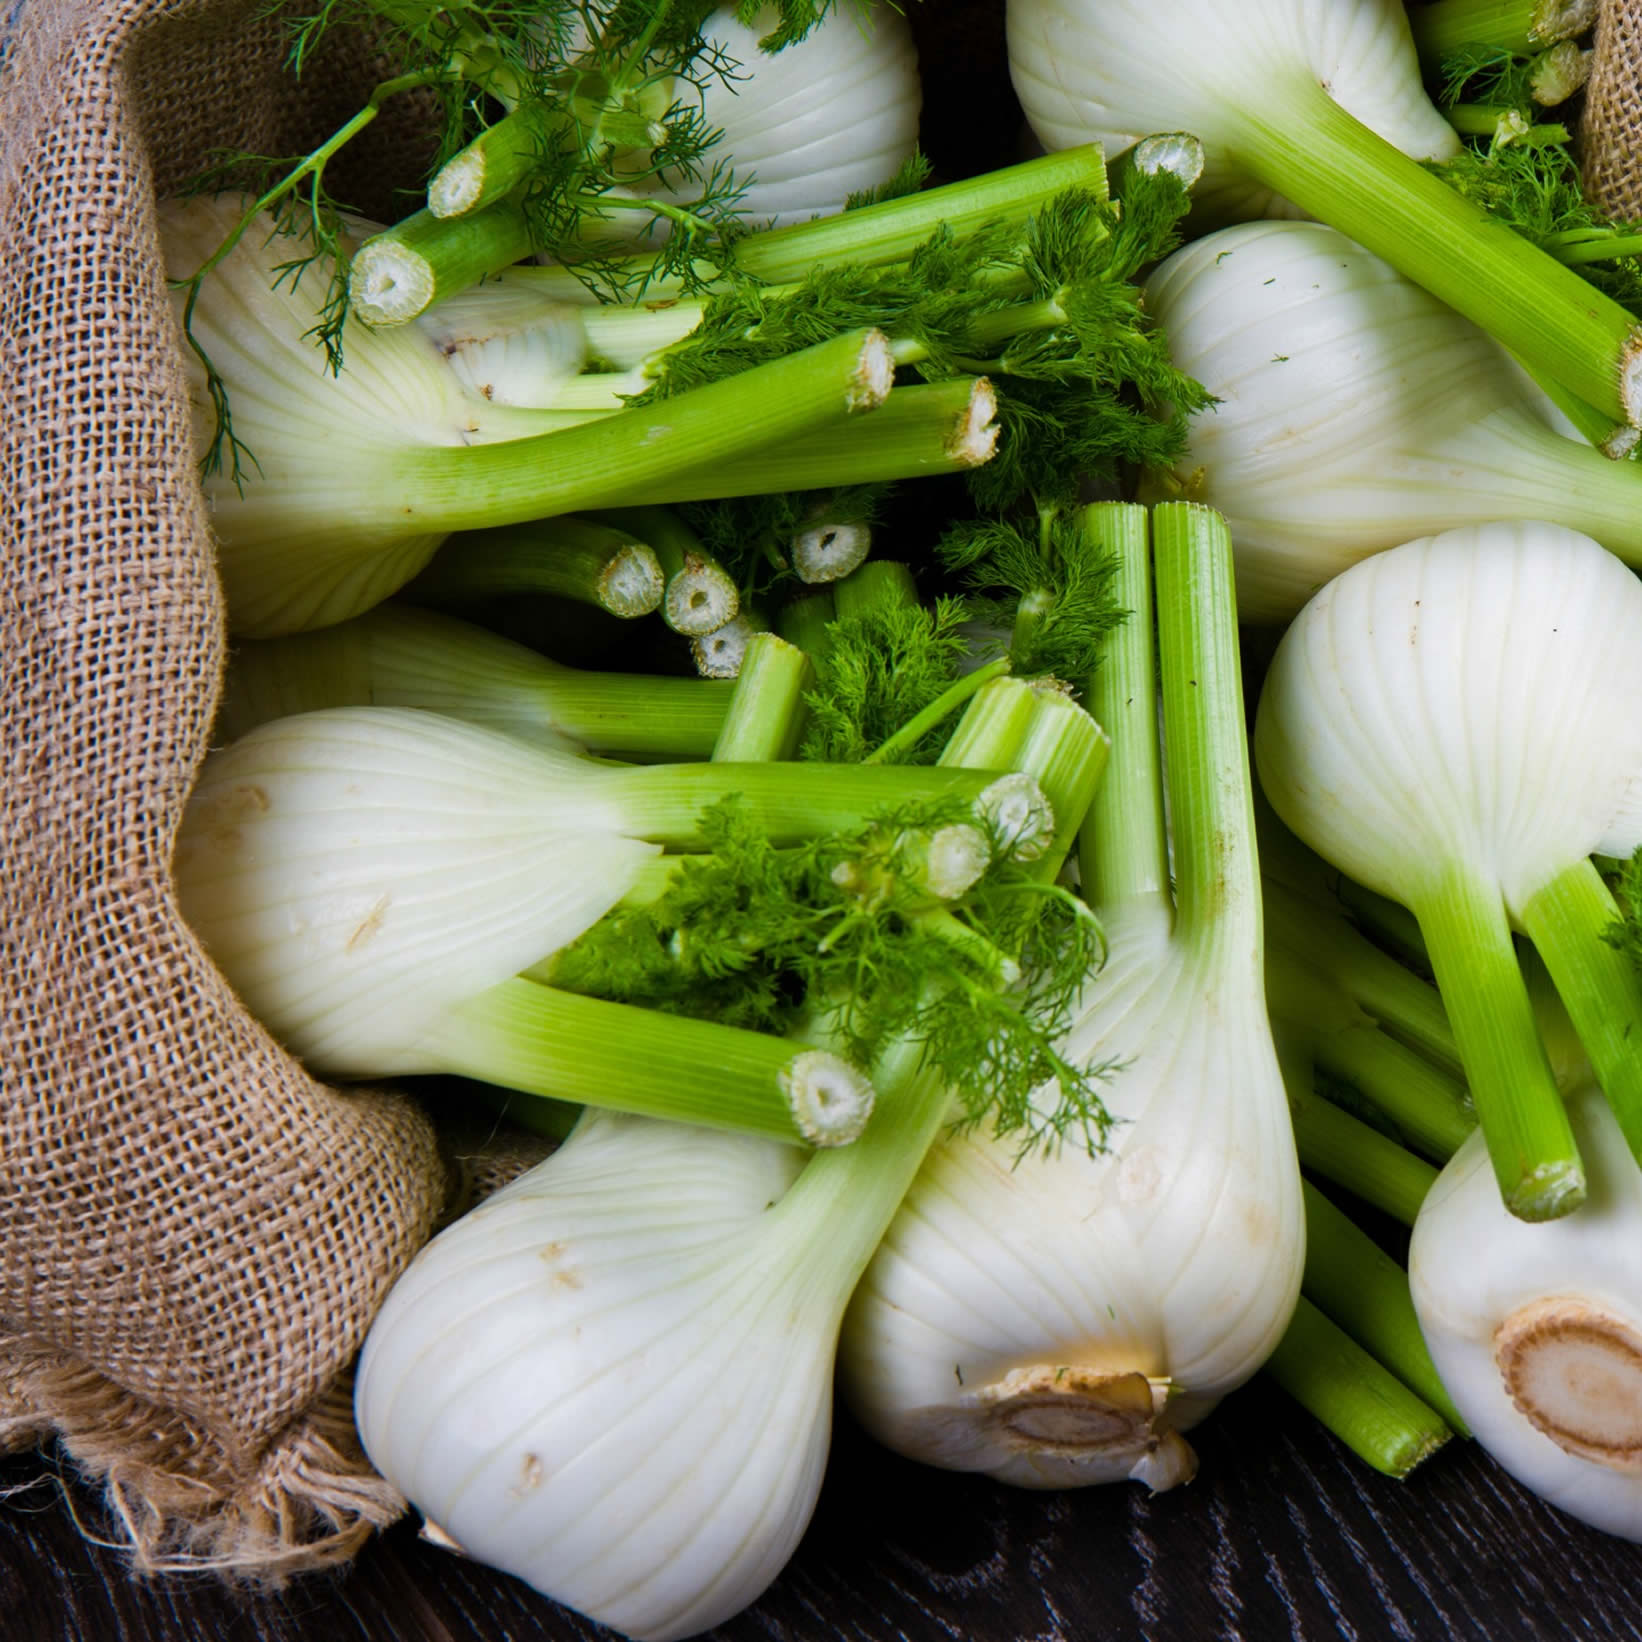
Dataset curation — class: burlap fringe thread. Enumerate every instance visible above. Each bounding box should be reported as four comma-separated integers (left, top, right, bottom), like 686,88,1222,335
0,1346,401,1579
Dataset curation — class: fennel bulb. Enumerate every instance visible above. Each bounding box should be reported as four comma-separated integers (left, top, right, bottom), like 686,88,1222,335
840,503,1304,1487
173,707,1009,1143
413,279,589,407
1410,1083,1642,1539
1255,522,1642,1221
163,195,894,636
354,677,1109,1640
607,3,921,233
1005,0,1642,427
1142,220,1642,623
218,604,732,760
1008,0,1454,223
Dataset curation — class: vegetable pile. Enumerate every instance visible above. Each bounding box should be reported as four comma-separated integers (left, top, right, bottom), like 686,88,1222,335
156,0,1642,1634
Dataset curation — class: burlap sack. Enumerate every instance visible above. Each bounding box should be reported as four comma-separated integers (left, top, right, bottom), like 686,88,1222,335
0,0,452,1578
1584,0,1642,218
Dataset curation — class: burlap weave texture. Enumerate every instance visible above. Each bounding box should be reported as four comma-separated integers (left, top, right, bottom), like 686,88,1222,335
1586,0,1642,219
0,0,448,1577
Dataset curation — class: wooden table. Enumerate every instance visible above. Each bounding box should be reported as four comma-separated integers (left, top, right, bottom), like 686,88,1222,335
4,1373,1639,1641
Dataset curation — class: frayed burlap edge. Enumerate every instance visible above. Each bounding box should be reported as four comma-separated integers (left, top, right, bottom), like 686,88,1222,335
0,1342,402,1581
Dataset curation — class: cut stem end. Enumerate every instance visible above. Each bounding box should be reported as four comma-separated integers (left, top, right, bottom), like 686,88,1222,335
781,1050,875,1147
1496,1298,1642,1469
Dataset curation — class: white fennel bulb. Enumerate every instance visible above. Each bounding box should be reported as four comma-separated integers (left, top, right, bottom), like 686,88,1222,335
356,1111,816,1641
615,3,921,231
840,503,1304,1488
163,196,550,635
355,680,1106,1639
163,195,897,635
1142,220,1642,623
1410,1084,1642,1540
1255,523,1642,1223
1004,0,1642,429
413,278,588,406
1007,0,1453,222
173,706,1012,1143
173,707,654,1075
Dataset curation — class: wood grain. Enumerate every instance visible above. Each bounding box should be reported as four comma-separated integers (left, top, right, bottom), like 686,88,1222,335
5,1378,1641,1642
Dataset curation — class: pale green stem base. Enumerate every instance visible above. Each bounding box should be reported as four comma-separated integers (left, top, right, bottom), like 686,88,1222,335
1413,861,1583,1220
1264,1297,1452,1479
1288,1080,1440,1229
433,979,845,1145
1312,1026,1475,1164
1302,1181,1470,1435
1519,857,1642,1165
1235,78,1641,424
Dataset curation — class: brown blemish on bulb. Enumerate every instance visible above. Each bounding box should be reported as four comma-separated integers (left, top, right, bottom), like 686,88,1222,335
512,1452,545,1496
198,783,269,853
1495,1297,1642,1470
538,1239,583,1289
344,893,391,952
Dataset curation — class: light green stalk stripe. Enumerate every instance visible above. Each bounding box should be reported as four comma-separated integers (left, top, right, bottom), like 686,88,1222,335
1312,1026,1475,1164
1079,502,1166,906
511,146,1115,308
731,146,1110,283
526,671,732,758
835,560,919,619
409,516,661,615
1288,1082,1440,1228
710,635,813,762
863,659,1012,767
940,675,1038,771
385,328,891,532
643,381,995,502
1301,1181,1470,1435
437,979,837,1144
602,761,999,849
1558,234,1642,268
1236,83,1642,425
1267,937,1472,1162
1410,0,1591,57
1264,879,1462,1076
777,591,837,660
1264,1296,1452,1480
1153,503,1260,954
1016,690,1111,883
1413,860,1584,1219
1520,857,1642,1166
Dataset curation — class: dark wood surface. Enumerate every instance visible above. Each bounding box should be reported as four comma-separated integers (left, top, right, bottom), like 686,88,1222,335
5,1375,1641,1642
